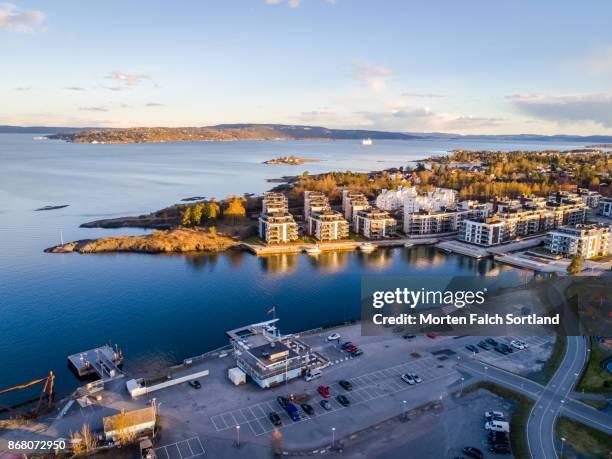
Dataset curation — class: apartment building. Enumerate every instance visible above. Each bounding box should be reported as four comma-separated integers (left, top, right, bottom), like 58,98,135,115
342,190,371,221
307,210,350,241
304,191,331,221
403,187,457,214
404,210,467,236
459,217,507,246
545,201,588,227
578,189,601,209
546,224,610,259
259,213,299,243
599,197,612,217
353,208,397,239
262,192,289,214
459,200,493,220
375,186,413,211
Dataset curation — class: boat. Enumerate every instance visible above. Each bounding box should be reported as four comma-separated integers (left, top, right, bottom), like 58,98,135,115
443,248,453,254
305,246,322,255
403,242,414,248
359,243,376,252
361,138,373,146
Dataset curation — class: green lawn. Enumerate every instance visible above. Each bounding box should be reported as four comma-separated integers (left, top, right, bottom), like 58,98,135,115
528,335,567,385
556,416,612,458
577,337,612,394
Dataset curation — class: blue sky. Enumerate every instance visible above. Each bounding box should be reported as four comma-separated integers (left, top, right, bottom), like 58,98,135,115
2,0,612,134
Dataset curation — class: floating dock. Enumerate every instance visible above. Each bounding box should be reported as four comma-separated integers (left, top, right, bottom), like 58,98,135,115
68,344,123,381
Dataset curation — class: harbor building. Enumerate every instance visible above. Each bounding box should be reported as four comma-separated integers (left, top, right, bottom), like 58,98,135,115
262,192,289,214
307,210,350,241
259,213,299,244
226,320,329,389
353,208,397,239
304,191,331,221
459,217,507,246
342,190,371,221
546,224,610,259
403,209,467,236
598,197,612,217
258,192,298,243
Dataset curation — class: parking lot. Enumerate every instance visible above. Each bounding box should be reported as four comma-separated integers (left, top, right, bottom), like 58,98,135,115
154,436,205,459
210,355,456,437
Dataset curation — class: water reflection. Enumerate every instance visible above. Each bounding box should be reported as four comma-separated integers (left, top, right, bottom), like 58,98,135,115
258,253,299,274
357,249,393,270
307,251,349,273
185,253,220,270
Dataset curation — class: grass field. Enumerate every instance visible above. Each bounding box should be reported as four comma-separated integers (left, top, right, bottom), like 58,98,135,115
577,337,612,394
556,416,611,458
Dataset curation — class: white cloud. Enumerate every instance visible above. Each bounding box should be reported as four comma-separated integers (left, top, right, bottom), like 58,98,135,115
0,3,45,33
65,86,86,91
145,102,165,107
401,92,446,99
508,93,612,128
14,86,32,91
79,106,109,112
352,61,393,93
106,71,150,87
265,0,335,8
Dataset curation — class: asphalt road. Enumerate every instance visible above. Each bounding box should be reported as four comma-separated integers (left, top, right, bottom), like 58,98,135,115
459,336,612,459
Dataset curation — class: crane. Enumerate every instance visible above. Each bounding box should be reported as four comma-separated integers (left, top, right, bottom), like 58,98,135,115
0,371,55,418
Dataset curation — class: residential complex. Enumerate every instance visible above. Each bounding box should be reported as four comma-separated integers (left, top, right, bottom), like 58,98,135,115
258,192,299,244
404,210,467,236
342,190,371,221
546,224,610,259
599,197,612,217
353,208,397,239
304,191,331,221
307,210,350,241
375,186,414,211
459,217,507,246
402,187,457,214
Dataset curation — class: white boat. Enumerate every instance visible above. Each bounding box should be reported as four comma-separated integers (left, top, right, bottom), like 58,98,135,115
359,243,376,252
361,138,373,146
404,242,414,248
305,246,322,255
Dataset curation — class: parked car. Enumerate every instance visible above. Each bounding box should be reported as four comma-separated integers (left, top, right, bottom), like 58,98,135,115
409,373,422,383
327,333,341,341
277,396,289,409
465,344,479,353
345,345,358,352
320,399,332,410
286,402,300,421
478,341,491,350
510,339,527,350
402,335,416,340
485,338,498,346
485,411,505,420
401,373,416,385
336,394,350,406
268,412,282,426
188,380,201,389
494,345,509,355
317,385,331,398
485,421,510,432
498,343,513,353
426,333,437,339
339,380,353,391
348,348,363,356
462,446,484,459
305,369,322,381
301,403,314,415
340,341,353,349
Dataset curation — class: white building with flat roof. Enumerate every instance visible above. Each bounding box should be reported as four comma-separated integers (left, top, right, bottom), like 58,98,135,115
459,218,508,246
599,197,612,217
354,208,397,239
403,187,457,214
546,224,610,259
376,186,414,212
342,190,371,222
307,210,349,241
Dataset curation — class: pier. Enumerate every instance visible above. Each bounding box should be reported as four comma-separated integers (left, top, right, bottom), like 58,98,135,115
67,344,123,381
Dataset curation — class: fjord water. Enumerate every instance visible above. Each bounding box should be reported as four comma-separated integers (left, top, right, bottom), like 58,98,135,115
0,134,585,400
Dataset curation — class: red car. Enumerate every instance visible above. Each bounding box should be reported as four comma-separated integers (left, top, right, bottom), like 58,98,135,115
426,333,437,339
345,345,358,352
317,385,331,398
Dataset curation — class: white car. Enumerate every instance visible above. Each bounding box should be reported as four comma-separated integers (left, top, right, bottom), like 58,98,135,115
327,333,341,341
409,372,422,383
485,410,505,420
401,373,416,385
510,340,527,350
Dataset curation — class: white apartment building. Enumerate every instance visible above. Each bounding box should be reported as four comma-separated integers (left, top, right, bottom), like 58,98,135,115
403,187,457,214
354,208,397,239
578,189,601,209
304,191,331,221
342,190,371,222
262,192,289,214
307,210,349,241
546,224,610,259
404,210,467,236
375,186,414,211
459,218,507,246
259,213,299,243
599,197,612,217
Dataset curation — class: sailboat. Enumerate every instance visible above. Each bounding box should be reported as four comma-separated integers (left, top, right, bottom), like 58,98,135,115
361,138,373,146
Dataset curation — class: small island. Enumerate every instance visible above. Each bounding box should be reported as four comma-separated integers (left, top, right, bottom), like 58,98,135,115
34,205,70,211
263,155,323,165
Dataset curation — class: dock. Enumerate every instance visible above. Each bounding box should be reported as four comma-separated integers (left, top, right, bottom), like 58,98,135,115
67,344,124,381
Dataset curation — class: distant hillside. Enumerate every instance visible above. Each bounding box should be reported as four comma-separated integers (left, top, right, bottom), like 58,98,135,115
0,125,91,134
47,124,422,144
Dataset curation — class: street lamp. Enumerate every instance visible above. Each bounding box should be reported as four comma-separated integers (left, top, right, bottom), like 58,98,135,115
484,366,488,381
460,377,465,395
560,437,566,457
402,400,407,420
331,427,336,450
235,425,240,448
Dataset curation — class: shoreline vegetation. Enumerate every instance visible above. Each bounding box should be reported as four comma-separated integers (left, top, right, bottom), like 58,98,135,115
44,148,610,255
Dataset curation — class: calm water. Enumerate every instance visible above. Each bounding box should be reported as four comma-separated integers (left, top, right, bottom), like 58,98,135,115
0,134,586,402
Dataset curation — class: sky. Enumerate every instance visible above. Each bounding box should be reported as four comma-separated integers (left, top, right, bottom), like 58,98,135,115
2,0,612,135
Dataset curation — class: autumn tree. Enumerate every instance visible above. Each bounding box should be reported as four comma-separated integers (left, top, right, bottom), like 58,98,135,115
206,200,220,220
191,203,205,226
181,207,192,226
225,196,246,223
567,255,584,275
